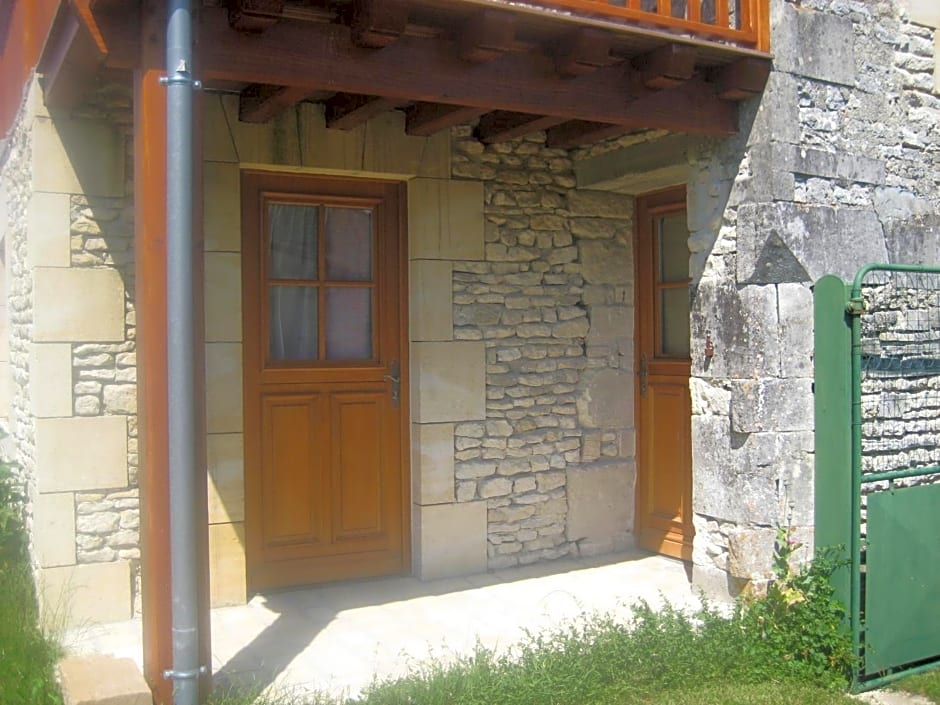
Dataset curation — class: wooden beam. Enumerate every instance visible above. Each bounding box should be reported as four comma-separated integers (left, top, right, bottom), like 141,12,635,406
239,84,331,123
325,94,405,130
546,121,632,149
38,4,106,110
406,103,486,136
350,0,408,48
458,9,517,63
135,9,173,702
633,43,697,89
476,111,566,143
196,8,738,134
555,28,613,77
713,57,771,101
227,0,285,33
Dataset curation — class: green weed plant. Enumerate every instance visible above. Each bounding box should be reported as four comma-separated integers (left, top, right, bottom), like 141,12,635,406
0,456,63,705
738,529,855,690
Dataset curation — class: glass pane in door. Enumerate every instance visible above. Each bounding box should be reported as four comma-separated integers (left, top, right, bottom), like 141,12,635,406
269,204,319,280
325,288,373,360
325,208,373,281
269,286,318,361
660,288,691,358
658,213,689,283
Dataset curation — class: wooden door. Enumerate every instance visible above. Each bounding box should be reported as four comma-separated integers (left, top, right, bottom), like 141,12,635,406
242,171,409,592
635,186,693,561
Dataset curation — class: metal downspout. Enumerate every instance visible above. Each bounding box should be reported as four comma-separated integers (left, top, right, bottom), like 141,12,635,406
163,1,203,703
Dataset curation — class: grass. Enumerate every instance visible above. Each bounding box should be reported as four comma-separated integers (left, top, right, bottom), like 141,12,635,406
203,533,862,705
207,601,858,705
0,462,63,705
894,668,940,702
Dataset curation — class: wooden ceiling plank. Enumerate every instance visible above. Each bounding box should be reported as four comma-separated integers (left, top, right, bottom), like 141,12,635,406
227,0,285,33
546,121,632,149
458,9,517,63
239,84,329,123
476,111,567,143
714,57,771,101
39,4,106,110
406,103,487,136
350,0,409,48
555,28,613,77
325,94,405,130
197,8,738,134
633,43,698,89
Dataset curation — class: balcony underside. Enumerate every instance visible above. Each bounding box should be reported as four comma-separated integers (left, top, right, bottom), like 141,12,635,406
42,0,771,148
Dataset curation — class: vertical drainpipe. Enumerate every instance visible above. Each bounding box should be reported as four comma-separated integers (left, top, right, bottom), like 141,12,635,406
162,1,203,704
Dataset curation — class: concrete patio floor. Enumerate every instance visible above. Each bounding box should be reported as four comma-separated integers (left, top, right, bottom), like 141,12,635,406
65,550,697,700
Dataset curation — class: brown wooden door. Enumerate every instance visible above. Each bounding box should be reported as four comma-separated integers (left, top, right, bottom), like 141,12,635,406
635,186,693,561
242,171,409,592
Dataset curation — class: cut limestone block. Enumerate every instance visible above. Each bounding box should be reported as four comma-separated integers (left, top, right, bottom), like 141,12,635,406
58,654,150,705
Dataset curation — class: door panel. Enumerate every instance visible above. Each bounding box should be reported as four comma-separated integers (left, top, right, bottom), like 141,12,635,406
635,187,693,561
331,392,385,540
242,171,409,592
262,394,328,551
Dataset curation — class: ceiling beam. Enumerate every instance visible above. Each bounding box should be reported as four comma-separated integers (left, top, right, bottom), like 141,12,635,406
714,57,772,101
406,104,487,136
196,7,739,134
325,94,406,130
350,0,409,48
554,28,613,77
476,112,567,143
227,0,285,33
239,85,332,123
633,44,698,89
458,10,517,63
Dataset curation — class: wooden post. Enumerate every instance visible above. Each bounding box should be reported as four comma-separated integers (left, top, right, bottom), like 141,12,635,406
135,3,211,702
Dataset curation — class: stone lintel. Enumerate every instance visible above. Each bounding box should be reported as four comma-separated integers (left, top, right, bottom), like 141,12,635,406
574,134,689,194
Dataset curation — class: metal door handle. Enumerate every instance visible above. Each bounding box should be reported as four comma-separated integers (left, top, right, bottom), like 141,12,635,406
639,353,648,397
384,360,401,406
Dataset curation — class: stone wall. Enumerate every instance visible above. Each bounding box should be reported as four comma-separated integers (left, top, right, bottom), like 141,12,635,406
682,0,940,594
450,129,637,568
0,77,138,625
0,80,39,580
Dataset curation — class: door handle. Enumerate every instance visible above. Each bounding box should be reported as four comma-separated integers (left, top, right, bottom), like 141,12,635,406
639,353,648,397
384,360,401,406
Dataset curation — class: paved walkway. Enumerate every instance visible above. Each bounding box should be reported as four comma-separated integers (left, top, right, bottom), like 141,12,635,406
65,550,696,699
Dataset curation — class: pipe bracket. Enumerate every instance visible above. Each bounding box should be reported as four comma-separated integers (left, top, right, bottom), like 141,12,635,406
162,666,208,681
160,63,203,90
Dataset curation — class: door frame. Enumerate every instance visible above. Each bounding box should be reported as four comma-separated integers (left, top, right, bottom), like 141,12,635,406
633,184,694,560
239,168,412,593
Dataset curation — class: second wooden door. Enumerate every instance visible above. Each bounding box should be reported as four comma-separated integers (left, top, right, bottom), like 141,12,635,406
635,186,694,561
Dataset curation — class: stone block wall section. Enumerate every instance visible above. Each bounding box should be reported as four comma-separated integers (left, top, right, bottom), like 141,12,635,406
0,79,138,626
586,0,940,596
448,129,638,568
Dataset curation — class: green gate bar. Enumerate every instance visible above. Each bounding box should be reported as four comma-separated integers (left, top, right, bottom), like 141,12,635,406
813,274,853,631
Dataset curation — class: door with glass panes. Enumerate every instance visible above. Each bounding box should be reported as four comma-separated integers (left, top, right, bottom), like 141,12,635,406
241,171,408,592
635,186,693,561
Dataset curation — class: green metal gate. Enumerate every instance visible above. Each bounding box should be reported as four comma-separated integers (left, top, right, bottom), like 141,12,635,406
815,264,940,691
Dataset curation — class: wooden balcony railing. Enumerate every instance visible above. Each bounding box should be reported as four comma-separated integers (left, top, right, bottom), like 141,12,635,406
524,0,770,53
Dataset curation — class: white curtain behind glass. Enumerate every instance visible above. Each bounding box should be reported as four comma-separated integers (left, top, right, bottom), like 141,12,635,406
269,204,319,360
